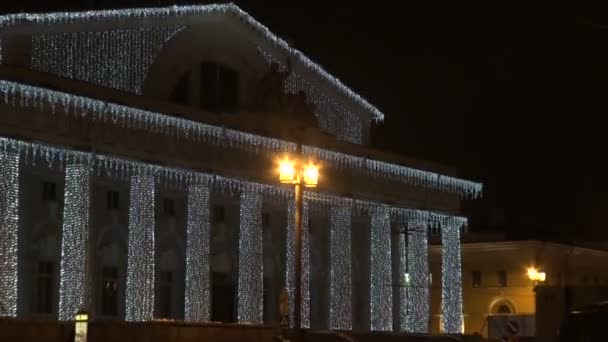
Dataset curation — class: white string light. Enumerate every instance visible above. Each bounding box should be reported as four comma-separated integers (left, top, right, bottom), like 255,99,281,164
31,26,185,94
370,206,392,332
0,149,19,317
0,80,480,198
185,184,211,322
125,175,156,321
237,191,264,324
405,221,430,333
286,196,311,328
0,4,384,127
441,218,464,334
58,162,91,320
329,204,352,330
0,134,469,327
396,229,407,332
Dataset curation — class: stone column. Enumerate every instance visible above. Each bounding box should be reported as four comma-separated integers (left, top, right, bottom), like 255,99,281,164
406,221,430,333
185,184,211,322
441,219,464,334
125,175,155,321
329,205,352,330
237,191,263,324
0,149,20,317
370,207,392,331
286,198,311,327
58,162,91,320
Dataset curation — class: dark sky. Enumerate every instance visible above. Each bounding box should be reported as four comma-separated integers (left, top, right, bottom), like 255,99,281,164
2,1,608,241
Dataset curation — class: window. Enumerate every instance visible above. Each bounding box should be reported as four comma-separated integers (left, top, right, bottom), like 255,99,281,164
107,191,120,209
200,61,239,112
42,181,57,202
163,198,175,217
213,205,225,223
101,266,118,317
37,261,55,314
159,271,173,318
170,71,190,106
498,270,507,287
472,270,482,288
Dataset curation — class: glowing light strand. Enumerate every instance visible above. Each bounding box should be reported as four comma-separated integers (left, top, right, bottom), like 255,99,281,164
31,26,185,94
329,204,352,330
237,191,264,324
58,162,91,320
396,230,407,332
0,80,480,198
0,4,384,123
125,175,155,321
441,218,464,334
405,221,430,333
0,149,19,317
285,196,311,328
303,145,482,199
185,184,211,322
370,206,393,332
0,81,297,154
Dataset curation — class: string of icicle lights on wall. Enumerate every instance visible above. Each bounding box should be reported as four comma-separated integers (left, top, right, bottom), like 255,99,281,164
0,80,482,199
0,135,465,332
0,3,383,144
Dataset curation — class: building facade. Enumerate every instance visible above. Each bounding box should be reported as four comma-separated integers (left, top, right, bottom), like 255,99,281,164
428,238,608,337
0,4,481,334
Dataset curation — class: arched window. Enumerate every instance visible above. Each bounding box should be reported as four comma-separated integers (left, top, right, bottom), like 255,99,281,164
490,298,516,315
200,61,239,113
169,61,239,113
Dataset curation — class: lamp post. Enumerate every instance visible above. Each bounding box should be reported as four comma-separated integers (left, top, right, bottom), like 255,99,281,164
278,155,319,333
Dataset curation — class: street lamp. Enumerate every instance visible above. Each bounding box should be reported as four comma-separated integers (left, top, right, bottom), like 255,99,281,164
278,156,319,332
527,267,546,282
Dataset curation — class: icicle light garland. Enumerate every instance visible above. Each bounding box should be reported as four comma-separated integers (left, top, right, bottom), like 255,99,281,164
0,132,469,326
185,184,211,322
0,149,19,317
0,80,480,198
302,145,483,199
258,48,366,144
0,4,383,123
329,204,352,331
125,175,156,321
31,26,185,94
0,81,297,155
285,197,311,328
405,221,430,333
58,162,91,320
370,206,393,332
396,231,408,333
441,219,464,334
237,191,264,324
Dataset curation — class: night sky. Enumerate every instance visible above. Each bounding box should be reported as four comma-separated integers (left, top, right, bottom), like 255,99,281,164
2,1,607,241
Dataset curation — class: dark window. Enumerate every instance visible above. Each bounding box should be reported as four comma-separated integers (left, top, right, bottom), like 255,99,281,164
101,266,118,317
163,198,175,216
498,270,507,287
159,271,173,318
213,205,225,223
107,191,120,209
472,270,482,288
170,71,190,106
42,182,57,202
36,261,55,314
497,304,512,314
200,61,239,112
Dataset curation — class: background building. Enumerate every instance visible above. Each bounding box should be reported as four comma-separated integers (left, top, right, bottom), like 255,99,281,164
429,235,608,339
